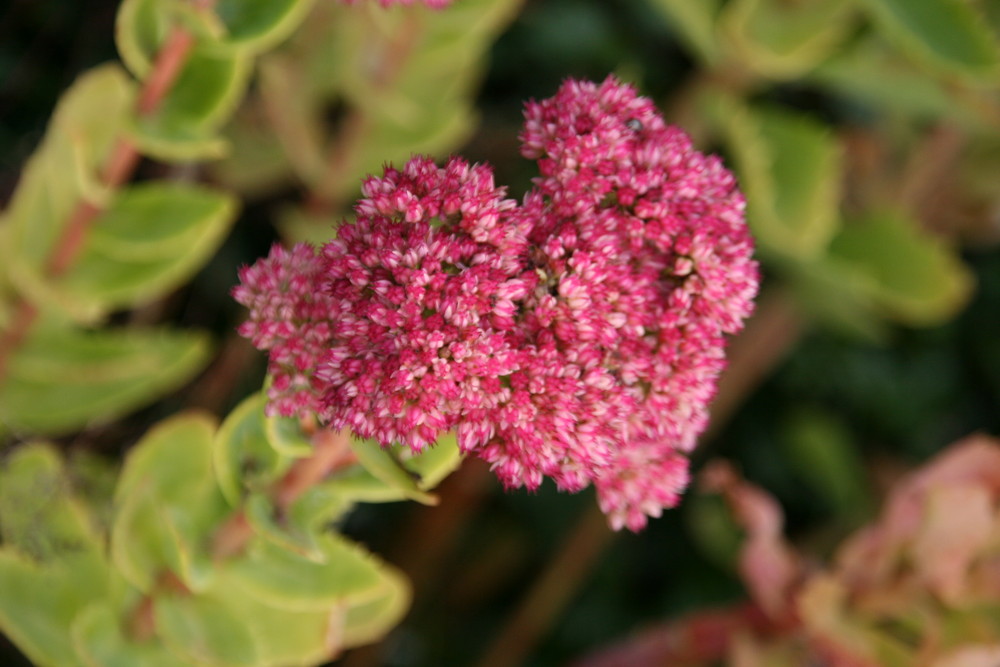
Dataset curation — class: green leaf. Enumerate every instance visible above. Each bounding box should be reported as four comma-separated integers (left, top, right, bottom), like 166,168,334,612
0,551,91,667
3,64,134,272
244,493,325,560
0,326,211,435
399,431,462,491
349,437,438,506
711,97,842,261
810,38,992,129
112,413,228,592
129,121,231,162
857,0,1000,78
685,493,742,572
154,46,252,132
0,444,104,561
722,0,855,78
222,534,388,611
826,211,974,326
646,0,722,63
216,582,343,666
71,602,179,667
55,183,237,316
214,0,317,52
781,408,872,519
154,592,258,667
263,410,314,459
115,0,171,78
341,565,410,649
214,393,290,507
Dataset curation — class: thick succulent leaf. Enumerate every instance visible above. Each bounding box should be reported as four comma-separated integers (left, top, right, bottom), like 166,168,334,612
263,410,314,458
645,0,722,63
57,183,237,314
214,392,290,506
129,120,231,162
857,0,1000,78
341,564,410,649
721,0,855,78
221,534,388,612
154,592,258,667
71,602,179,667
216,582,343,666
810,38,992,129
152,45,252,132
208,105,294,196
115,0,171,78
826,211,974,326
0,551,92,667
3,64,133,272
0,444,104,561
244,493,325,560
0,326,210,435
711,96,842,261
398,431,462,491
349,437,438,506
214,0,317,52
112,413,227,592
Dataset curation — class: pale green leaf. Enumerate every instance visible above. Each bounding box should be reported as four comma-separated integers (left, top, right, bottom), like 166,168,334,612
216,582,343,666
214,0,317,52
857,0,1000,78
711,96,842,261
400,431,462,491
263,409,315,459
341,565,410,649
71,602,179,667
112,412,227,591
349,437,437,506
245,493,324,560
827,211,975,325
214,393,289,507
152,46,252,132
3,65,134,270
0,327,211,435
222,534,388,611
155,593,258,666
722,0,856,78
0,551,92,667
115,0,170,78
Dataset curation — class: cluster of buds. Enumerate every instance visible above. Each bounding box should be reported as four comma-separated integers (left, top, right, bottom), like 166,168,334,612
234,77,759,530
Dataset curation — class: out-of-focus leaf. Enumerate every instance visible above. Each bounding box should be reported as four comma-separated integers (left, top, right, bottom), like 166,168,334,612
702,461,801,619
263,410,315,459
154,593,258,666
811,38,992,128
781,409,872,518
912,485,993,603
685,493,743,572
214,392,289,507
857,0,1000,78
71,602,179,667
826,211,974,326
0,327,210,435
56,183,237,314
646,0,722,63
129,120,230,162
0,444,104,560
244,493,324,560
217,581,343,666
399,431,462,491
0,551,92,667
208,105,293,196
222,534,387,612
349,437,437,506
711,96,842,261
722,0,855,78
789,256,890,340
144,45,251,139
115,0,171,78
112,413,227,592
214,0,316,53
3,65,133,271
341,565,410,649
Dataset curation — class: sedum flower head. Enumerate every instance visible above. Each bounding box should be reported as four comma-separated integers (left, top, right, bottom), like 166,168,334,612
235,76,758,531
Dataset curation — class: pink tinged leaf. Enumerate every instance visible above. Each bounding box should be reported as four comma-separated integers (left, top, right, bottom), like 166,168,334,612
796,576,886,667
702,461,802,621
912,484,993,604
932,645,1000,667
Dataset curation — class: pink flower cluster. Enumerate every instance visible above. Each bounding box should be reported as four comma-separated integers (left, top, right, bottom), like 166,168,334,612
235,76,758,530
